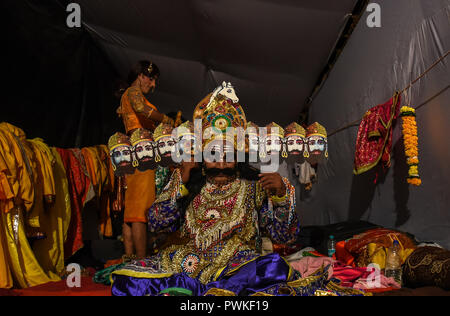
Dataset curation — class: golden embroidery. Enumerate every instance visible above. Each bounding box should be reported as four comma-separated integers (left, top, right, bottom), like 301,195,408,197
204,288,236,296
128,86,147,113
159,179,261,284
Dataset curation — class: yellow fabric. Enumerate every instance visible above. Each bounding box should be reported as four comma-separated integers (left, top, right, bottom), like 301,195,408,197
366,242,416,270
81,146,113,237
1,206,59,288
28,138,56,198
180,184,189,198
32,147,71,277
0,128,34,213
0,151,15,212
0,208,13,288
124,169,156,223
97,145,114,238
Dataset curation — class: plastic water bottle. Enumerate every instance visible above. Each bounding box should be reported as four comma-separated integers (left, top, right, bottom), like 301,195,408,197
327,235,336,257
385,240,402,286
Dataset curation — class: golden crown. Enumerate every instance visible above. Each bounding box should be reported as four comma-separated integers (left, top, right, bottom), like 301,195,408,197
153,122,174,141
246,121,259,135
130,128,153,146
306,122,327,138
194,92,247,149
285,122,306,137
108,132,131,151
174,120,194,138
265,122,285,138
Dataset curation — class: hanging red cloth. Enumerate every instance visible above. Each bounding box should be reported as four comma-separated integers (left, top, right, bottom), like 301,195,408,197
55,148,92,259
353,92,401,175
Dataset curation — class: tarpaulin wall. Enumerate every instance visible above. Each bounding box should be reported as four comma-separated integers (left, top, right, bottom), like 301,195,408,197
2,0,123,148
302,0,450,248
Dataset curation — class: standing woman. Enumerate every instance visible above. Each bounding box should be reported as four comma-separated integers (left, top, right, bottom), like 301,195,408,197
116,60,174,260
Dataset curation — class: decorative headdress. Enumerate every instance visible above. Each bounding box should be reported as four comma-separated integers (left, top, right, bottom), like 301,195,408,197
130,128,155,170
193,91,247,151
108,132,132,151
174,120,194,138
285,122,306,138
306,122,327,138
305,122,328,162
284,122,307,163
153,123,175,142
153,122,176,165
108,132,134,175
130,128,153,146
265,122,285,138
246,121,259,135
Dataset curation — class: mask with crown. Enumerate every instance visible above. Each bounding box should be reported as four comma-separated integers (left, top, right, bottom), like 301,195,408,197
130,128,156,171
153,122,177,167
305,122,328,164
108,132,135,176
284,122,307,164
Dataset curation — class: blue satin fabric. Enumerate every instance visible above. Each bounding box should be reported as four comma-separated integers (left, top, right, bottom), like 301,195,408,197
111,253,291,296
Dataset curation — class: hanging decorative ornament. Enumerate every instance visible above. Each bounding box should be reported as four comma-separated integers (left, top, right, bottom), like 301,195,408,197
400,106,421,186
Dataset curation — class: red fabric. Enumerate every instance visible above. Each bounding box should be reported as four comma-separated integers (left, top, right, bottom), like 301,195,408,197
8,277,111,296
332,264,371,288
344,228,416,255
56,148,91,259
336,240,355,267
353,93,401,175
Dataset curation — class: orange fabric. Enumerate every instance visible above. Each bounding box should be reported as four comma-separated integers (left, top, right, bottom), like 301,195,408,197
124,169,156,223
81,146,113,237
336,240,355,267
117,86,158,133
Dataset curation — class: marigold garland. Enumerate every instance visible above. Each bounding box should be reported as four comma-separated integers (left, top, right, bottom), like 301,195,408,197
400,106,421,186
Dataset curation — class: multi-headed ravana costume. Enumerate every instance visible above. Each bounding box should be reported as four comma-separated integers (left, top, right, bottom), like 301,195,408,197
108,84,328,176
107,84,366,297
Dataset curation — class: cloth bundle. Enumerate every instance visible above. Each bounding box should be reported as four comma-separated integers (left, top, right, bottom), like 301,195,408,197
0,122,117,289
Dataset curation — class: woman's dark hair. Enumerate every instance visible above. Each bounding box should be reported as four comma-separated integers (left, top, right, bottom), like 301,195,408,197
127,60,160,85
115,60,160,99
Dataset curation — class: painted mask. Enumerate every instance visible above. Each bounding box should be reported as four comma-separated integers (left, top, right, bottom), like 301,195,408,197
284,122,306,164
108,132,135,176
305,122,328,164
130,128,156,171
154,123,176,167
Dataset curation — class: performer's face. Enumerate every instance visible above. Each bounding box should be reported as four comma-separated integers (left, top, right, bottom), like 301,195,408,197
204,161,237,184
134,140,154,161
139,74,157,94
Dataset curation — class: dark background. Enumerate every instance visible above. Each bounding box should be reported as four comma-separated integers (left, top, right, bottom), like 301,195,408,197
2,0,122,148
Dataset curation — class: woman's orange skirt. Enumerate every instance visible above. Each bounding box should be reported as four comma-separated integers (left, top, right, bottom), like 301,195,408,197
124,169,155,223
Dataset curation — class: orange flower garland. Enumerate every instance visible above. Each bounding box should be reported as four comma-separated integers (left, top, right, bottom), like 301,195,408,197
400,106,421,186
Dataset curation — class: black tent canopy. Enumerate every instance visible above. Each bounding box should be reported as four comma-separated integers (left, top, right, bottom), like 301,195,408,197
77,0,360,125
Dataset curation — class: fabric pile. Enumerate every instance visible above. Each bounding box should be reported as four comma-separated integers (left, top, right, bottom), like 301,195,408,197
0,122,117,289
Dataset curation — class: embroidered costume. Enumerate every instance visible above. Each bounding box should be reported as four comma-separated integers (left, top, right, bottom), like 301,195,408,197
111,169,300,295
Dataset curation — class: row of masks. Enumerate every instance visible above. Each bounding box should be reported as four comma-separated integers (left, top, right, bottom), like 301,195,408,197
108,121,328,177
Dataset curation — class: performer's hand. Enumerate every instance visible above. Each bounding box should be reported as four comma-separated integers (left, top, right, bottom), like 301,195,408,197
181,161,198,183
258,172,286,197
162,114,175,126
